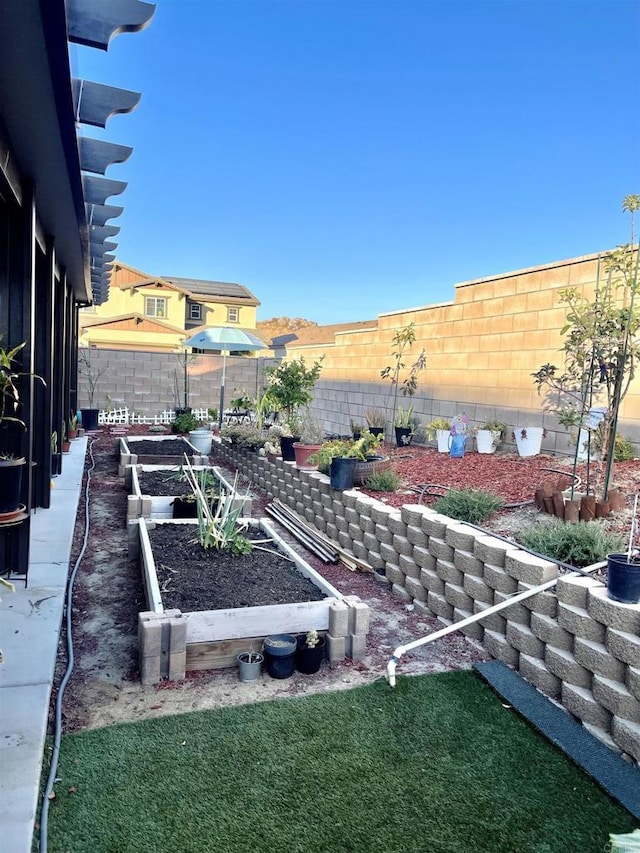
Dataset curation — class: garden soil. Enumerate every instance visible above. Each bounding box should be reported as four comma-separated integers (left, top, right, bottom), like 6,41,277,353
54,428,638,733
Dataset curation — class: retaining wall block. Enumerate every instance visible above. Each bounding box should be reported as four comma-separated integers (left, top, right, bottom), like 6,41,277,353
363,531,379,552
592,674,640,722
412,600,433,618
530,612,573,651
627,666,640,702
413,545,436,571
493,591,531,627
399,554,420,579
453,607,484,641
366,550,385,570
352,540,368,561
445,523,477,552
406,525,428,548
436,558,463,585
482,563,518,594
427,591,454,620
341,490,359,509
463,573,494,604
360,516,376,534
354,495,377,517
605,627,640,666
320,493,333,509
335,516,349,534
392,534,413,558
573,637,626,682
581,721,621,755
405,576,428,603
314,517,327,533
429,538,455,562
504,551,558,586
127,494,142,521
587,586,640,634
473,534,512,568
332,499,346,515
545,645,592,688
420,567,445,595
611,717,640,762
374,523,394,546
454,549,484,578
518,653,561,698
556,574,604,608
482,628,520,667
370,504,395,524
392,583,412,603
338,531,352,551
385,564,406,586
506,622,546,659
516,582,558,617
387,515,407,537
400,505,429,526
473,600,507,634
322,509,336,527
325,522,338,542
326,634,347,662
421,512,450,538
295,502,305,516
348,522,364,542
561,683,612,729
557,602,606,643
344,596,371,635
444,582,474,612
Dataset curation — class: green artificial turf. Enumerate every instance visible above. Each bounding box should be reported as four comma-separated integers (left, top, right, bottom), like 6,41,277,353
47,671,635,853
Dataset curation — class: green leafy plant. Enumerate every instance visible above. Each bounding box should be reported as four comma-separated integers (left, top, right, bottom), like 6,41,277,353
0,338,44,431
221,423,266,449
380,322,427,431
365,408,386,428
303,629,320,649
309,432,383,472
433,488,502,524
593,430,635,461
394,406,414,428
425,417,451,440
364,469,400,491
183,465,253,555
171,412,199,434
229,390,254,411
479,420,507,442
264,356,324,420
207,407,218,421
298,407,325,444
520,518,624,568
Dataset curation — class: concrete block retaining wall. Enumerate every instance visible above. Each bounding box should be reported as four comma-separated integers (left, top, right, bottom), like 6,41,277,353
214,440,640,764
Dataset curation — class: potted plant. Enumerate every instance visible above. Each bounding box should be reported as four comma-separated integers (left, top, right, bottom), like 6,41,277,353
236,649,264,682
426,417,451,453
263,633,298,679
50,430,61,477
68,412,78,440
171,411,199,435
365,408,386,438
0,339,43,517
474,420,506,454
295,629,326,674
78,348,105,430
350,418,364,440
293,408,325,470
263,424,290,462
607,495,640,604
62,421,71,453
394,406,415,447
264,356,323,460
513,426,545,457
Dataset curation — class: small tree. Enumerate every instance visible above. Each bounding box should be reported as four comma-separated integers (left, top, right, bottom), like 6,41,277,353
78,348,106,409
380,322,427,430
532,198,639,498
264,356,324,422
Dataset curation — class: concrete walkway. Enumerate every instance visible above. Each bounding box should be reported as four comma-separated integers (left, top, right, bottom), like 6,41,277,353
0,438,86,853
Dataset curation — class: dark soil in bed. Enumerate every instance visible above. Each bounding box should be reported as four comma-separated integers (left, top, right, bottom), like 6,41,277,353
150,523,326,612
128,438,195,456
138,469,195,497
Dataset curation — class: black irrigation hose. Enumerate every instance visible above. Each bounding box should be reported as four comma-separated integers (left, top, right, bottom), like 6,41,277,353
39,438,97,853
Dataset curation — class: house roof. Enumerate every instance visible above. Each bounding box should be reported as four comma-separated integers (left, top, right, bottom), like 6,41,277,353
79,312,185,334
162,275,260,306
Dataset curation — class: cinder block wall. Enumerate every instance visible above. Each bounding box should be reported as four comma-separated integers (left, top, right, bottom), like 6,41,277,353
77,350,278,415
214,440,640,764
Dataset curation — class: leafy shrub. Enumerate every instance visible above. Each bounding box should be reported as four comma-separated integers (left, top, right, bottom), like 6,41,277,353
364,470,400,491
611,434,635,461
433,489,502,524
520,519,624,568
171,412,199,434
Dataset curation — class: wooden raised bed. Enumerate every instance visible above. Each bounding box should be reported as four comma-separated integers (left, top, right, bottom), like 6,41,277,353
136,517,361,678
126,464,253,521
118,435,209,475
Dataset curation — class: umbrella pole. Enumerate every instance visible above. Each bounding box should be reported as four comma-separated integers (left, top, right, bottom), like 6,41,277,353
218,351,227,429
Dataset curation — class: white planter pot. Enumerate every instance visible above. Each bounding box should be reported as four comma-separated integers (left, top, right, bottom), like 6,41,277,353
188,429,213,454
475,429,498,454
514,427,543,457
436,430,450,453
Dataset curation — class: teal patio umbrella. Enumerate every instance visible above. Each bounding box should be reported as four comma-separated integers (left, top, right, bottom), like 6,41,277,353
182,327,267,427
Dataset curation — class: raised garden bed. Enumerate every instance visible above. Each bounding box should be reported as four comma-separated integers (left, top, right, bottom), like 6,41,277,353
118,435,209,474
126,464,253,520
135,517,364,679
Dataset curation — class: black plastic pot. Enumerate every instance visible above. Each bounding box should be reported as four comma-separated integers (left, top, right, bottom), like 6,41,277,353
51,453,62,477
369,427,385,438
80,408,100,431
175,407,192,416
172,497,198,518
395,426,412,447
280,435,300,462
0,457,25,514
263,634,297,679
296,634,326,674
607,553,640,604
329,456,356,490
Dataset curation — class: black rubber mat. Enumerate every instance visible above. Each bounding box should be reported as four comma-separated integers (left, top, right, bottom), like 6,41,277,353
474,660,640,819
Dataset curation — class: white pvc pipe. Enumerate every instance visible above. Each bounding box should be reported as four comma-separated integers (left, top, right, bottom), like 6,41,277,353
386,562,606,687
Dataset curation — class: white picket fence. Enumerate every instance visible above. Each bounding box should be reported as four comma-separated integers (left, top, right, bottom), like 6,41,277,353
97,407,212,426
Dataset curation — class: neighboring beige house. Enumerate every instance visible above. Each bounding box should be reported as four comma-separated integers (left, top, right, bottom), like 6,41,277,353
79,261,261,352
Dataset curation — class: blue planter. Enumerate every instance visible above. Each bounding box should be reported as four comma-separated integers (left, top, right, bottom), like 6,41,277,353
263,634,297,679
330,457,356,491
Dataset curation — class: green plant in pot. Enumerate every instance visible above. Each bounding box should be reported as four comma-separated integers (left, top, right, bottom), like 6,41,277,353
426,417,451,452
264,356,323,460
78,348,106,430
293,408,325,470
0,338,44,516
171,411,199,434
295,629,326,674
474,419,507,454
365,408,386,438
394,406,415,446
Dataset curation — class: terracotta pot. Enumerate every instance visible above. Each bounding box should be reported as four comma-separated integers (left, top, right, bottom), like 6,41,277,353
292,442,321,470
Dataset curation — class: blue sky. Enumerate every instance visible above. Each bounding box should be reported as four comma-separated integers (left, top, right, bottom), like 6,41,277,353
76,0,640,325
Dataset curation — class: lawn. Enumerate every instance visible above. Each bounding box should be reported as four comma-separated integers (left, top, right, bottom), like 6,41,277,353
46,671,635,853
